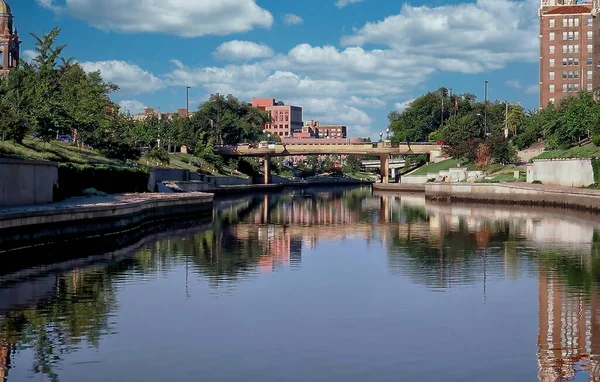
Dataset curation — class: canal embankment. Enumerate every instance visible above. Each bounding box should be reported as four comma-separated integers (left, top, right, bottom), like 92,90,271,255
0,192,213,254
375,182,600,212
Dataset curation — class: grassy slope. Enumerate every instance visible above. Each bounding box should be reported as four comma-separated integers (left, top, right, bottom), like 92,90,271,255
535,145,600,160
0,138,121,165
410,159,459,175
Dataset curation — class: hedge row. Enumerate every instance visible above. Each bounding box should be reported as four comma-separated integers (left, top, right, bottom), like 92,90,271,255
55,163,149,200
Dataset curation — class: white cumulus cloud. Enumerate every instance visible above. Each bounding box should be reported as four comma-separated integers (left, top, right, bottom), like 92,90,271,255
283,13,303,25
36,0,273,37
119,99,146,115
335,0,365,8
213,41,274,61
80,60,164,95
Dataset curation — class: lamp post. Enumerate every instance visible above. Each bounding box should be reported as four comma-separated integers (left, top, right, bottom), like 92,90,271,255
379,131,383,142
386,128,390,140
484,80,488,138
186,86,191,118
476,113,484,138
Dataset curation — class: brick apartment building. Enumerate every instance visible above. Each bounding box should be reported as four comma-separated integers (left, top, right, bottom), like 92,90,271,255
539,0,600,108
295,120,347,138
132,107,193,121
251,98,303,137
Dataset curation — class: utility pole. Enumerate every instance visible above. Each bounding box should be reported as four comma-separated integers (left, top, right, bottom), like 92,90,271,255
440,88,444,127
484,81,488,138
449,88,453,118
504,101,509,139
186,86,191,118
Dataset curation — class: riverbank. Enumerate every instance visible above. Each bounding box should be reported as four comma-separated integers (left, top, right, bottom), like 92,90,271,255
374,182,600,212
0,193,213,254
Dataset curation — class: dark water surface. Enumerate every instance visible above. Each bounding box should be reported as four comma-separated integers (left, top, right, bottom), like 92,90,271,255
2,186,600,381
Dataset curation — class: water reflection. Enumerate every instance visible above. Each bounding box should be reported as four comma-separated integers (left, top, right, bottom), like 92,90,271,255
3,188,600,381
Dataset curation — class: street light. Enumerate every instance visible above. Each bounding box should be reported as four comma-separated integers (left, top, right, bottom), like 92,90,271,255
379,131,383,142
186,86,191,118
386,128,390,140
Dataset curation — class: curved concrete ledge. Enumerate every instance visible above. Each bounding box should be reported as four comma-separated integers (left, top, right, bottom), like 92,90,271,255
424,183,600,212
0,193,214,253
373,183,425,193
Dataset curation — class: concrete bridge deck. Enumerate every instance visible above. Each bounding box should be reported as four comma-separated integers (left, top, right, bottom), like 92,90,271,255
215,142,443,157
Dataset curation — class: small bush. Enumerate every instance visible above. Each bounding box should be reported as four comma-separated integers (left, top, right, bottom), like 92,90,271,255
81,188,108,197
56,163,149,200
532,180,543,184
147,146,170,164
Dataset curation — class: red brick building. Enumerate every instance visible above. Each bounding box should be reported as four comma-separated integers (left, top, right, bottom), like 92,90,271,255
0,0,20,76
539,0,600,108
251,98,303,137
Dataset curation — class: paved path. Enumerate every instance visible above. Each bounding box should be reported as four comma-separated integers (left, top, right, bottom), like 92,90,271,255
0,193,212,217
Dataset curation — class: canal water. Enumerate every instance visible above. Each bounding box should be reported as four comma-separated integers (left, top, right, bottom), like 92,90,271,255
2,186,600,381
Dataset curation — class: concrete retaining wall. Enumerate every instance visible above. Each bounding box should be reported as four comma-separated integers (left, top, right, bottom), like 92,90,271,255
424,183,600,211
148,168,191,191
203,176,252,186
0,158,58,207
401,175,429,184
528,159,594,187
0,193,213,253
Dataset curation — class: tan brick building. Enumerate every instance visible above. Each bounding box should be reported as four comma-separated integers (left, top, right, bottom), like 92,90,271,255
539,0,600,108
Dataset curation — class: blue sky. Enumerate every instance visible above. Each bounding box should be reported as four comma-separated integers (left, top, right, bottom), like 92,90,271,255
15,0,539,138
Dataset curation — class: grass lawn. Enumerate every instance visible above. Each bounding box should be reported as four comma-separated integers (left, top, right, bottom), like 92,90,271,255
346,171,377,181
0,138,121,165
410,159,459,175
534,146,600,160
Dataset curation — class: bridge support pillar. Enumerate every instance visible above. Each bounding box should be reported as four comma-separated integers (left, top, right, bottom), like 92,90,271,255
380,155,390,183
263,155,271,185
390,168,397,182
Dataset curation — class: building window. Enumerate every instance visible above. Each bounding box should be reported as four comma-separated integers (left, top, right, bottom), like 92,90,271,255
588,31,593,39
575,45,579,53
563,45,568,54
574,84,579,91
563,58,569,65
588,83,593,91
574,71,579,79
568,45,574,53
588,57,593,65
588,44,593,53
574,57,579,65
549,45,555,54
563,18,568,27
569,18,574,27
550,58,555,67
574,31,579,40
563,84,568,92
588,70,593,79
574,18,580,27
550,84,555,93
550,18,556,28
561,32,566,41
568,84,574,92
285,124,288,129
562,71,568,79
549,98,555,104
588,17,594,26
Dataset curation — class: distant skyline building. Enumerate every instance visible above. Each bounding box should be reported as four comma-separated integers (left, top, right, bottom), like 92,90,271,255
539,0,600,107
132,107,193,121
251,98,303,137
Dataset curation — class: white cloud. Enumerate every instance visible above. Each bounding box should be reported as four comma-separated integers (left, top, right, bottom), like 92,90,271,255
79,60,164,95
347,96,385,108
505,79,523,89
22,49,37,63
283,13,303,25
37,0,273,37
341,0,538,73
394,99,415,112
525,85,539,95
335,0,365,8
119,99,146,115
213,40,274,61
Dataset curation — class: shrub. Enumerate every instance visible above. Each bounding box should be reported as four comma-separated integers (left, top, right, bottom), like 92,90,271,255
532,180,543,184
55,163,149,200
147,146,170,164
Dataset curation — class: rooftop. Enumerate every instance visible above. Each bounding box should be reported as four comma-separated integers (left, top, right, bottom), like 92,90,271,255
544,5,592,14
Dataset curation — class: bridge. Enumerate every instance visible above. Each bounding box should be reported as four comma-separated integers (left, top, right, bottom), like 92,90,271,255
215,141,444,184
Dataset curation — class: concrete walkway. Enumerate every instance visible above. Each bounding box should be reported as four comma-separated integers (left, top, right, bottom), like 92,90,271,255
0,193,213,219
